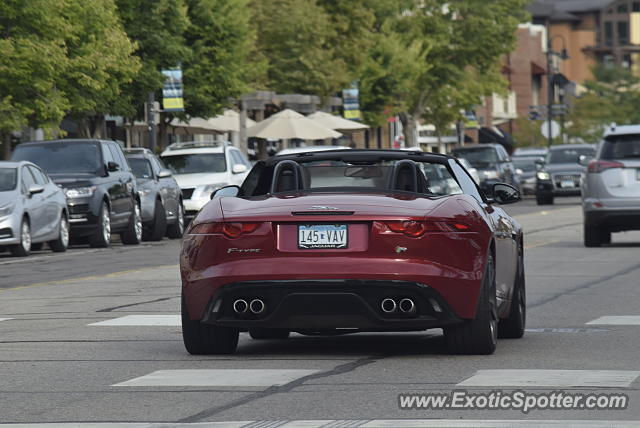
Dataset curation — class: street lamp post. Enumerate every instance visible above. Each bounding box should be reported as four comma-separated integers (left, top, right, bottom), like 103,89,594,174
546,34,569,147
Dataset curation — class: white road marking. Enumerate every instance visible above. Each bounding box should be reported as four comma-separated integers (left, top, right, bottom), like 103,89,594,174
2,421,640,428
0,318,13,322
89,315,180,326
587,316,640,325
458,369,640,388
113,369,319,387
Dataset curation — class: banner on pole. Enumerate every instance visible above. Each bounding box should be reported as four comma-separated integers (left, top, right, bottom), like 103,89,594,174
162,68,184,112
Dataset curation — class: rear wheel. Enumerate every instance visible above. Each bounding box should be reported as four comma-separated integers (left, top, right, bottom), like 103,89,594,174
49,214,69,252
249,329,290,340
10,218,31,257
536,195,553,205
89,202,111,248
584,222,604,247
121,201,142,245
143,200,166,241
498,246,526,339
181,293,239,355
166,202,185,239
444,255,498,355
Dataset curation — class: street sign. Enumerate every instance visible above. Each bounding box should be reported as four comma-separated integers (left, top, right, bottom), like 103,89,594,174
541,120,560,139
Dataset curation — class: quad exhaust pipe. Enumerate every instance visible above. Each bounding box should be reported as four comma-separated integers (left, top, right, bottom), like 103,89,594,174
399,298,416,314
233,298,266,316
249,299,266,315
381,297,416,315
381,298,397,313
233,299,248,314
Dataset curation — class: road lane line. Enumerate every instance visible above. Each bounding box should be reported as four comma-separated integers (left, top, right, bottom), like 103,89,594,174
457,369,640,388
113,369,320,387
0,264,178,292
524,239,559,249
587,315,640,325
89,314,180,326
0,318,13,322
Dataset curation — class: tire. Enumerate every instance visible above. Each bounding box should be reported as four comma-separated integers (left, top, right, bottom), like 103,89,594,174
249,329,290,340
498,246,526,339
181,293,239,355
166,201,185,239
10,218,31,257
49,214,69,252
121,201,142,245
536,195,553,205
89,202,111,248
143,200,166,241
584,222,602,247
444,255,498,355
30,243,44,251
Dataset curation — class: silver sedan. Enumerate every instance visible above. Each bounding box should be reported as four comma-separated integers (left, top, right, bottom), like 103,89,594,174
0,161,69,256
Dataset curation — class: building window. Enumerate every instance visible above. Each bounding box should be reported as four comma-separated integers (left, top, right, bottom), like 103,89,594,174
618,21,629,45
605,21,614,46
618,3,629,13
634,2,640,12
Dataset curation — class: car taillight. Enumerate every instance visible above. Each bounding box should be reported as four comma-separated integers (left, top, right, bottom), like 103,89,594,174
587,160,624,173
190,222,259,238
383,220,470,237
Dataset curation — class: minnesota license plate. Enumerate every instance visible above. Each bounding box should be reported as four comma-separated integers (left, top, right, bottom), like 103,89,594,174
298,224,348,249
560,180,575,188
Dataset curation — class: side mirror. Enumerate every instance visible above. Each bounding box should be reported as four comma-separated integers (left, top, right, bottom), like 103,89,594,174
211,184,241,199
157,169,172,179
491,183,521,205
578,155,590,166
107,161,120,172
534,159,544,171
232,164,248,174
28,184,45,196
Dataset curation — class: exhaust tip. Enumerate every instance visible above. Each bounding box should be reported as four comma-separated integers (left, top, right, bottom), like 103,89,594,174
249,299,266,315
381,298,397,314
399,298,416,314
233,299,248,314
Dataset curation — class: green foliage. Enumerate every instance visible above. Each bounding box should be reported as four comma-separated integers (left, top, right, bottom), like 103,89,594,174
566,65,640,144
512,117,546,147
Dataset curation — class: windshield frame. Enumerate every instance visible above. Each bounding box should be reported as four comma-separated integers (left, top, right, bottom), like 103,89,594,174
546,147,594,165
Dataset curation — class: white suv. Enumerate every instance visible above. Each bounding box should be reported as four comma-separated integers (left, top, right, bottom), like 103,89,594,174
160,141,251,215
582,124,640,247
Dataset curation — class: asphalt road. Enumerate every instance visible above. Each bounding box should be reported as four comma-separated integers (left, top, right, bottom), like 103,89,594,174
2,196,640,427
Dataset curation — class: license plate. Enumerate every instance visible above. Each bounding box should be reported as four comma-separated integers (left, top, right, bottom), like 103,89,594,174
298,224,348,249
560,180,575,188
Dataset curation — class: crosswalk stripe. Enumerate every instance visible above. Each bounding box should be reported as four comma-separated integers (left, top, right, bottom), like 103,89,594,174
1,420,640,428
457,369,640,388
112,369,319,387
587,316,640,325
88,315,180,326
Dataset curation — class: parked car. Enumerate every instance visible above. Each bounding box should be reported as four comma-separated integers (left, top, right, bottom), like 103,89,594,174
534,144,595,205
12,139,142,247
160,141,251,216
513,147,548,158
124,148,185,241
451,144,518,195
181,150,525,355
513,156,544,195
582,125,640,247
0,161,69,256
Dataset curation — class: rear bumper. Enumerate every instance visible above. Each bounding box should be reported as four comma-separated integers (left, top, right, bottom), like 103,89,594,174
196,280,461,331
584,208,640,232
536,180,581,197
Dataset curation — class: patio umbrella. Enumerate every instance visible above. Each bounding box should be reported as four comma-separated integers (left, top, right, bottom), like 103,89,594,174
169,117,225,134
307,111,369,131
208,109,256,132
247,109,342,140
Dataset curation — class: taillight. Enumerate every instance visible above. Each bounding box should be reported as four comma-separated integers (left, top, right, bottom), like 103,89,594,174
190,222,259,238
587,160,624,173
383,220,470,237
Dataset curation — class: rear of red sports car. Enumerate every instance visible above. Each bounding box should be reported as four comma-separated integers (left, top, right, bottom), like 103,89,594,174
180,151,522,355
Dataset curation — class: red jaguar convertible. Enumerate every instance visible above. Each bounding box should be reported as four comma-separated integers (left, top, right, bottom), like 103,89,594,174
180,150,525,355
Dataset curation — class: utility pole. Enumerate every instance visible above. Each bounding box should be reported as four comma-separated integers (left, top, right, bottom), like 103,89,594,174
546,37,554,148
147,92,157,153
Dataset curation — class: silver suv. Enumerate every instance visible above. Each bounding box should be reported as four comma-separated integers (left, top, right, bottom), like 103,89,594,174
582,124,640,247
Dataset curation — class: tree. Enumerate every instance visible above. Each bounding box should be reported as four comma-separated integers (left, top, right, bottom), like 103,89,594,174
0,0,71,158
60,0,141,137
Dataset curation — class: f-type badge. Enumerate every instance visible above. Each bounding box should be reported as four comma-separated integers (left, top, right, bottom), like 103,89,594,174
309,205,339,210
395,246,407,254
227,248,261,254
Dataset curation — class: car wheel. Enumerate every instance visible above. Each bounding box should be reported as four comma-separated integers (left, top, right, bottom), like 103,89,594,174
89,202,111,248
181,293,239,355
249,329,290,340
49,214,69,252
166,202,185,239
444,254,498,355
143,200,166,242
584,222,602,247
498,246,526,339
121,201,142,245
536,195,553,205
10,218,31,257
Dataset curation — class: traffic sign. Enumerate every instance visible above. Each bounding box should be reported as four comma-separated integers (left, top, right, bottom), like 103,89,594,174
541,120,560,139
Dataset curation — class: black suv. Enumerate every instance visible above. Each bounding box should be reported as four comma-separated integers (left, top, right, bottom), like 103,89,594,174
534,144,595,205
451,143,518,195
12,139,142,247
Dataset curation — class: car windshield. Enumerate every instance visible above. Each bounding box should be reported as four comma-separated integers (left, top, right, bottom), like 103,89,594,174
451,147,498,168
513,157,541,172
127,157,153,179
602,135,640,160
161,153,226,174
0,168,17,191
12,142,102,175
547,148,594,164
